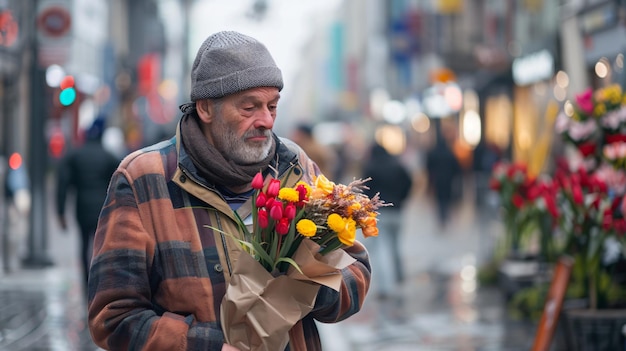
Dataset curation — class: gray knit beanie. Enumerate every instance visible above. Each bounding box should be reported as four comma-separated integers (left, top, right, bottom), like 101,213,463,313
189,31,283,101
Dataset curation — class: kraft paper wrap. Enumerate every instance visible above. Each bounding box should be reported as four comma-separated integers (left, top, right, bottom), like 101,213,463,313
220,239,356,351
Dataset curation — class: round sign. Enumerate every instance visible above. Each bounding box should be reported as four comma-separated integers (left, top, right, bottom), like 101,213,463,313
37,6,71,37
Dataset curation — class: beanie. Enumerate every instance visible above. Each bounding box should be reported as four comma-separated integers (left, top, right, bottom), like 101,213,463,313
190,31,283,101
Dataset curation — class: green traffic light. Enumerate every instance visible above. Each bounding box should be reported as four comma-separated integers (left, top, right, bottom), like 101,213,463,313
59,87,76,106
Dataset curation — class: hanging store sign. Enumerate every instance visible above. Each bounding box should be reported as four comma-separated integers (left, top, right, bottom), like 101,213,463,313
578,2,619,35
512,49,554,86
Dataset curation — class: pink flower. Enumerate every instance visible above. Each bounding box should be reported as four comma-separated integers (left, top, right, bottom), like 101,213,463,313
267,179,281,197
575,88,594,115
251,172,264,190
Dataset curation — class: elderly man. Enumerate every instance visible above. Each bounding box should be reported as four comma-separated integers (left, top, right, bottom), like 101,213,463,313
87,31,371,351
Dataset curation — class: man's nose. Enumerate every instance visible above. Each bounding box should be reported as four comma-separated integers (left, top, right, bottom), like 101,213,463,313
254,108,275,129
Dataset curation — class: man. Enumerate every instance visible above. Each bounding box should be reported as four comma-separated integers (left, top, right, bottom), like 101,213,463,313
87,31,371,351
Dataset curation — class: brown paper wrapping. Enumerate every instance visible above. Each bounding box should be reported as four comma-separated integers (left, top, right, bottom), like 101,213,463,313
287,239,356,291
220,239,357,351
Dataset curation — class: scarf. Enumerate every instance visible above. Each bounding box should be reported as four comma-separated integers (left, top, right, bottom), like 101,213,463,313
180,113,276,187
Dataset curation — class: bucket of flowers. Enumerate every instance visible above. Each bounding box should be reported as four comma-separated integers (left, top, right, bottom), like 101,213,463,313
216,171,386,351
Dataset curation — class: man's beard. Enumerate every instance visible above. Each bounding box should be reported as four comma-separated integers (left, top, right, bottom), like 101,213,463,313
211,122,273,164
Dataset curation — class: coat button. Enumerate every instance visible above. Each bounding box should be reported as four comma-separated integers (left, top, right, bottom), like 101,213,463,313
214,263,223,273
179,175,187,183
294,168,301,175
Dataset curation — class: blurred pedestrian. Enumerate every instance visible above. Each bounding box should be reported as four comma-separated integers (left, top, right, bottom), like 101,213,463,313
55,117,120,296
87,31,370,351
425,121,462,228
362,142,413,301
290,123,338,178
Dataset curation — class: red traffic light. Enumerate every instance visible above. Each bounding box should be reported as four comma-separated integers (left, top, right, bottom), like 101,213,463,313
59,75,74,90
8,152,22,170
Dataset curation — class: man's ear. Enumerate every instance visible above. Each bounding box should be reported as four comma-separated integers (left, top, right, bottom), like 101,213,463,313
196,100,213,123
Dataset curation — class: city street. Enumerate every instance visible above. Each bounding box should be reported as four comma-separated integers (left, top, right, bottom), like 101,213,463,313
0,175,537,350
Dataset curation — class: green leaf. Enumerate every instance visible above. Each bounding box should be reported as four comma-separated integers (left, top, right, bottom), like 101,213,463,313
275,257,303,274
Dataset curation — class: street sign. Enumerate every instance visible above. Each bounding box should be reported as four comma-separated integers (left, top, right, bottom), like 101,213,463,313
37,6,71,38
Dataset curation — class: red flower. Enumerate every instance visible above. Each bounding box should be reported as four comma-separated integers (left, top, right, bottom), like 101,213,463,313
255,192,267,208
284,203,296,220
269,202,283,220
604,133,626,144
572,184,584,205
267,179,281,197
258,208,269,229
577,142,596,157
512,194,525,209
276,218,290,235
544,193,559,219
296,184,308,201
251,172,264,190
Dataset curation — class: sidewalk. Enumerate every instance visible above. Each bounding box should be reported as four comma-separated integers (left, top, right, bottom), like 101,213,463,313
0,188,100,351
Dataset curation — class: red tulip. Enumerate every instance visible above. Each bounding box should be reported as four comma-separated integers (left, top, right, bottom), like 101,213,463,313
255,192,267,208
284,203,296,220
270,202,283,220
544,193,559,219
572,184,583,205
251,172,264,190
512,194,525,209
267,179,281,197
258,208,269,228
276,218,290,235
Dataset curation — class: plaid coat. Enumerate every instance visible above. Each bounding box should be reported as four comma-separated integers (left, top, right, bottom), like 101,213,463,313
87,127,372,351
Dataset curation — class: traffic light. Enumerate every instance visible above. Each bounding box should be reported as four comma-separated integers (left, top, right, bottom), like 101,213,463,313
58,75,76,106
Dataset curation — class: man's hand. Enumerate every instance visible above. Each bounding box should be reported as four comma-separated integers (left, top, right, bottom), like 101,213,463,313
222,344,240,351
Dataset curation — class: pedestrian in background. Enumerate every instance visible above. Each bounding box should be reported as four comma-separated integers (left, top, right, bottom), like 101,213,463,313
87,31,371,351
362,141,413,307
290,122,338,178
55,117,120,296
425,121,462,228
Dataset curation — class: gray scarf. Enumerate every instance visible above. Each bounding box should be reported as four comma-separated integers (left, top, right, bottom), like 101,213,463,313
180,113,275,187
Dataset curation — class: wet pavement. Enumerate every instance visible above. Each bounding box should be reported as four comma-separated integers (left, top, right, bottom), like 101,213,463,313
0,177,537,350
318,187,536,351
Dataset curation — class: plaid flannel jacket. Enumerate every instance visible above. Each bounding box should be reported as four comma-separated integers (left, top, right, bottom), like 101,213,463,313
87,127,372,351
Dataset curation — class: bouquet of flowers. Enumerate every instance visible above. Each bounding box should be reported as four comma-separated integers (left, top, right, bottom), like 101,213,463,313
219,171,386,351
